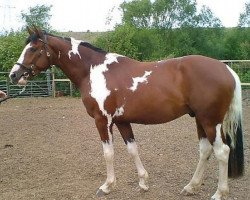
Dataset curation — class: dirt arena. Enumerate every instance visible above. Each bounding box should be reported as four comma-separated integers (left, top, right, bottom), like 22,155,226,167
0,97,249,200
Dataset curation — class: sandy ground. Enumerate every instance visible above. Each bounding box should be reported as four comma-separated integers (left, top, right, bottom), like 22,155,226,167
0,97,249,200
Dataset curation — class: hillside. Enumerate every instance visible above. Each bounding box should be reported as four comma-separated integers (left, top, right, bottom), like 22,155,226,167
60,31,108,43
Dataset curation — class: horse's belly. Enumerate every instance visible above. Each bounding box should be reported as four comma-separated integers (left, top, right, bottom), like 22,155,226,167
118,101,188,124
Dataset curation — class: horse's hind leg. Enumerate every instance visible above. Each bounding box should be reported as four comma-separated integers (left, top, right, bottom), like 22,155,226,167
181,118,213,195
211,124,230,200
192,122,229,200
116,122,149,191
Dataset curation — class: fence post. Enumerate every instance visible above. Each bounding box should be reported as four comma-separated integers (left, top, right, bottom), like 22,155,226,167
70,81,73,97
6,78,10,96
51,67,56,97
46,69,52,96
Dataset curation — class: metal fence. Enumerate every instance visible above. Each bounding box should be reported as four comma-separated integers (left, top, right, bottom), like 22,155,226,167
0,60,250,99
222,60,250,100
0,69,73,97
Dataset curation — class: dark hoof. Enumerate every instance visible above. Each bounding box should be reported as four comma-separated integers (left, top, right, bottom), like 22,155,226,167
96,189,107,197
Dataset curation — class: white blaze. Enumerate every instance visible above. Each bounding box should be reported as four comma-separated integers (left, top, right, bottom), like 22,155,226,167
68,37,82,59
129,71,152,92
10,43,32,75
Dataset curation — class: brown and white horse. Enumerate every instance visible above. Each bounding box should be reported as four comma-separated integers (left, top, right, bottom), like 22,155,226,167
9,27,244,200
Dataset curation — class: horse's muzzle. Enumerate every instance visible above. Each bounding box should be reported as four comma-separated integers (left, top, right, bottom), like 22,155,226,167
9,72,28,85
9,72,18,84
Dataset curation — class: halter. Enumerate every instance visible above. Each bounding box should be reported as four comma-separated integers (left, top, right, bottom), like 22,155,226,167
15,34,52,77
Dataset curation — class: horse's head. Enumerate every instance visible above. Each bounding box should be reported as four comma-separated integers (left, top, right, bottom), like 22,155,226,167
9,27,52,85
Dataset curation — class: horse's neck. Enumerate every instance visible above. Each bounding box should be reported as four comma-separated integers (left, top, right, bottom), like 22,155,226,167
49,36,105,88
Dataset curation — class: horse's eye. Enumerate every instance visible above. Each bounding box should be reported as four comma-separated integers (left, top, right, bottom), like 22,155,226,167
30,47,37,52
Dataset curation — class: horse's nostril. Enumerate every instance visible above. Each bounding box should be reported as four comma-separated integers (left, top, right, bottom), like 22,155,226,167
10,73,16,79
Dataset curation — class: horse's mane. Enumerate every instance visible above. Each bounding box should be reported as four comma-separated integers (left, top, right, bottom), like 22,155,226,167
26,32,107,54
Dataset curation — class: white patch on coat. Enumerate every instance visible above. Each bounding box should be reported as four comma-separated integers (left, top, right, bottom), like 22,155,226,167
157,60,164,63
90,53,125,141
68,37,82,59
129,71,152,92
10,43,31,75
90,53,124,118
113,105,124,117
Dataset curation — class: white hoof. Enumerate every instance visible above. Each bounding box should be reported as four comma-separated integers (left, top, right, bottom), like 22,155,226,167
139,171,149,191
211,189,229,200
96,189,108,197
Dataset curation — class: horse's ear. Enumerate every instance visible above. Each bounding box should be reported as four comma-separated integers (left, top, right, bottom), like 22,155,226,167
27,26,34,35
33,25,44,39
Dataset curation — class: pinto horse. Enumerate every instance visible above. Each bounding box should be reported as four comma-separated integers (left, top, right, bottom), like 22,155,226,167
9,27,244,200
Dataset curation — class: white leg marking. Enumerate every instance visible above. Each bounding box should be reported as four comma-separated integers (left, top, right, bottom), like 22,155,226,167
182,138,213,195
127,141,149,191
99,142,116,194
129,71,152,92
212,124,230,200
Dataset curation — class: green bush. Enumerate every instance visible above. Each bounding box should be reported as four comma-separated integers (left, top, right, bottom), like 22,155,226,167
0,31,27,71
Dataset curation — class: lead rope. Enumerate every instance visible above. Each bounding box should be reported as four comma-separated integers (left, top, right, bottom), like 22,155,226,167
0,86,27,104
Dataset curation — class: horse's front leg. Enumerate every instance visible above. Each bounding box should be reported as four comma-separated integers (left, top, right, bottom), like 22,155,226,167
95,115,116,196
116,122,149,191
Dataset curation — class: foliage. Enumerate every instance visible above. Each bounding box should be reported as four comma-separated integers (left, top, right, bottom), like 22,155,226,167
95,26,227,60
0,31,27,72
95,0,249,61
0,1,250,83
21,4,52,30
231,62,250,83
238,2,250,27
121,0,222,29
224,28,250,60
95,25,140,59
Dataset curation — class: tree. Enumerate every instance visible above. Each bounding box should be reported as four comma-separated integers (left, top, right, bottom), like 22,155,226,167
21,4,52,30
120,0,222,29
196,5,222,28
238,2,250,27
121,0,153,28
95,25,140,59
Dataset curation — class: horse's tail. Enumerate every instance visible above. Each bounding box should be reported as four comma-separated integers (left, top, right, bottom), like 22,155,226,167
222,66,244,178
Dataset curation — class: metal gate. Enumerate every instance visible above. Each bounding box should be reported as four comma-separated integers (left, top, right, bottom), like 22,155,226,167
0,71,52,97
